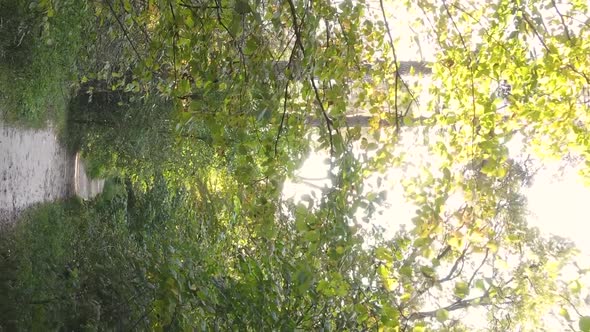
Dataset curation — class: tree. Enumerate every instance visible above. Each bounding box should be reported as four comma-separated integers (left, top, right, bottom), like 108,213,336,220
91,0,590,329
3,0,590,330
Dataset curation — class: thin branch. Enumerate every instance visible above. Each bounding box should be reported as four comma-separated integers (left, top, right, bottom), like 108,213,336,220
214,0,235,40
468,248,489,287
441,0,478,203
285,0,336,155
179,2,224,10
378,0,419,129
274,29,301,156
105,0,143,62
311,77,337,156
436,245,452,261
286,0,305,54
275,78,291,156
293,175,330,181
520,10,590,85
550,0,571,41
560,294,584,317
131,306,155,330
299,180,327,190
120,0,151,44
439,247,469,283
521,11,551,53
169,1,178,87
409,293,490,321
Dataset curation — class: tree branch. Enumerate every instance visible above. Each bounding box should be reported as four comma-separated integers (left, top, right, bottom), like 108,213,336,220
439,247,469,283
550,0,571,41
409,294,490,321
468,248,489,287
285,0,337,155
169,1,178,87
105,0,143,62
378,0,419,129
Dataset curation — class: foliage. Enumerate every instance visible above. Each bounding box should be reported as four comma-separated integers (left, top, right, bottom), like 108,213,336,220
66,94,215,180
0,0,92,130
2,0,590,330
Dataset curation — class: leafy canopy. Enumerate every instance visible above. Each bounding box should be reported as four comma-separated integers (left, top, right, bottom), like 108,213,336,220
3,0,590,330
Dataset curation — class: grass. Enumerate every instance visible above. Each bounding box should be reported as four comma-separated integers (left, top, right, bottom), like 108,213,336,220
0,0,92,133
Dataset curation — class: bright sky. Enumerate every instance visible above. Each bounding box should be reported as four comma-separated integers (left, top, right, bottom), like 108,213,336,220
283,133,590,255
369,0,590,256
525,161,590,255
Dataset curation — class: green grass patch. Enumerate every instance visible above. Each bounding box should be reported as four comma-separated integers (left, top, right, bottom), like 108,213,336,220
0,0,92,132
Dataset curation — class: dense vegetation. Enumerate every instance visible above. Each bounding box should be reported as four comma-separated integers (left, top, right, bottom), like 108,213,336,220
1,0,590,330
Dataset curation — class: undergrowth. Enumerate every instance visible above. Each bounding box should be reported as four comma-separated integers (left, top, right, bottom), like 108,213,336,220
0,183,143,331
0,0,92,131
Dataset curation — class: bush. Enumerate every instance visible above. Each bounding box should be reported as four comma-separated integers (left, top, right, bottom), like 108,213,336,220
0,195,147,330
0,176,207,330
0,0,92,129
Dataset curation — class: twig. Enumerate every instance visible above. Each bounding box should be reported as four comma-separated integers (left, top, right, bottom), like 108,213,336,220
378,0,419,130
439,247,469,282
179,2,224,10
169,1,178,88
275,79,290,156
286,0,305,54
286,0,337,155
311,77,336,155
409,293,490,320
468,248,489,287
214,0,235,40
550,0,571,41
441,0,478,204
105,0,143,62
520,12,551,53
274,34,299,157
560,294,584,317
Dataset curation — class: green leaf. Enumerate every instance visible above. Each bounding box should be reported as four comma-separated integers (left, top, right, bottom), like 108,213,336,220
234,0,252,14
435,308,449,322
448,235,463,250
375,247,392,262
295,217,307,233
580,316,590,332
442,167,451,181
475,279,485,290
558,307,570,321
304,230,320,242
381,304,400,327
295,267,313,293
454,281,470,299
400,265,413,278
245,37,258,53
420,266,435,278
